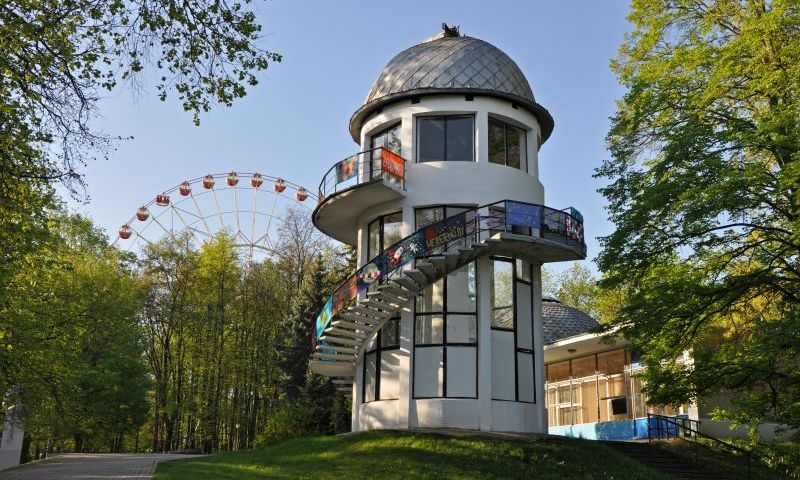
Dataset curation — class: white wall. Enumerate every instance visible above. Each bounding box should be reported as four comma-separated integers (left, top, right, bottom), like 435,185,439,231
351,94,550,434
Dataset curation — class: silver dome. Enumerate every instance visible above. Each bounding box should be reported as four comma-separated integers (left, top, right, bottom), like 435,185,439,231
350,29,554,143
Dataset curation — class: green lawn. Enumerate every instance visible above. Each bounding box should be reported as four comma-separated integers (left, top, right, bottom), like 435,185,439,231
154,430,672,480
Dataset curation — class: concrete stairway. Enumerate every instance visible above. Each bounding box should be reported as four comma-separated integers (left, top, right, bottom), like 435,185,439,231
310,237,500,380
603,441,726,479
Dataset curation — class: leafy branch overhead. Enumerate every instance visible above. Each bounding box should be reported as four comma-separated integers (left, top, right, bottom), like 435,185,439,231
0,0,281,191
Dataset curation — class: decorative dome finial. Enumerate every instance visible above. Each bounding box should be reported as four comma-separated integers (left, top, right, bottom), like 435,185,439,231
442,23,460,37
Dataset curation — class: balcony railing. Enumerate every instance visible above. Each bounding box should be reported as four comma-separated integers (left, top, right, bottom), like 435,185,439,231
317,147,406,202
313,199,586,342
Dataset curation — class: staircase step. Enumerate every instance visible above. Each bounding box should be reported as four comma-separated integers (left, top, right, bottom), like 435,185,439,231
330,320,371,331
338,312,381,325
367,290,407,306
379,284,416,300
416,261,438,280
329,327,369,340
313,352,354,361
391,276,421,291
319,345,358,354
405,269,429,286
319,335,362,346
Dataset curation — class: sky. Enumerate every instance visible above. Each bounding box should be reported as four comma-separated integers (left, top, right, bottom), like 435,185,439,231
70,0,632,275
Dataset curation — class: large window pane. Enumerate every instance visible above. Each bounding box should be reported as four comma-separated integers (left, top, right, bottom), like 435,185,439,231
447,263,476,312
447,347,477,397
368,219,380,259
598,349,625,374
418,117,445,162
515,281,532,349
446,116,473,161
417,278,444,313
517,352,534,402
491,260,514,329
446,314,476,344
414,346,443,397
571,355,596,379
415,207,444,230
379,350,401,400
383,212,403,248
415,314,444,344
381,318,400,348
488,118,506,165
506,124,523,169
547,360,570,382
364,352,377,403
491,330,515,400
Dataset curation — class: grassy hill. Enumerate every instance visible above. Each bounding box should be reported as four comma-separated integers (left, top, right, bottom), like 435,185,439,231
154,430,672,479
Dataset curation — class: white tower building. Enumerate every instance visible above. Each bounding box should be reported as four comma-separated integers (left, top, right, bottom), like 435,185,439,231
310,26,586,434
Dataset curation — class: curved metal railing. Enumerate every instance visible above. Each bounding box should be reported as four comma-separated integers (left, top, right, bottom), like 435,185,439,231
317,147,406,202
313,199,586,341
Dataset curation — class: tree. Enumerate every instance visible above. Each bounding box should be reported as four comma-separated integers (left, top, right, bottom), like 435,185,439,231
596,0,800,431
1,0,281,193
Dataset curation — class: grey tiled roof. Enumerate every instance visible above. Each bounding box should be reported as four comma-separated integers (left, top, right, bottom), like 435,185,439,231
543,298,600,345
364,35,535,106
349,30,553,144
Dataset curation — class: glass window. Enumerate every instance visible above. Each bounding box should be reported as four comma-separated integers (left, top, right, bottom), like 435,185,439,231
491,260,514,329
417,116,474,163
446,116,474,161
487,117,526,171
413,207,478,398
598,349,626,375
363,317,401,402
367,212,403,261
571,355,596,379
383,212,403,248
371,123,401,178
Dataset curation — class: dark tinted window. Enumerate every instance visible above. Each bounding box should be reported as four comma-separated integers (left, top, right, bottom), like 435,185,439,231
418,117,445,162
446,116,474,162
417,116,474,163
487,117,526,171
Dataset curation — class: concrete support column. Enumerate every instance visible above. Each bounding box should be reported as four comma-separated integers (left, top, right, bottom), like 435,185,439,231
475,109,489,164
531,262,547,432
477,256,492,431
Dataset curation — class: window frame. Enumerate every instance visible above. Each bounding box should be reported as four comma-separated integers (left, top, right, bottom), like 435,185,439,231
412,205,479,399
362,317,401,403
490,256,536,404
367,211,403,261
416,115,475,163
370,122,402,180
488,117,527,172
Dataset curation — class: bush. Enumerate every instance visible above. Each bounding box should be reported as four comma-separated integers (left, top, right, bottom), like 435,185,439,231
255,404,316,446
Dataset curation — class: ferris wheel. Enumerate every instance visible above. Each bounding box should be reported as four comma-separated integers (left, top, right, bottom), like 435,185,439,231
114,172,316,261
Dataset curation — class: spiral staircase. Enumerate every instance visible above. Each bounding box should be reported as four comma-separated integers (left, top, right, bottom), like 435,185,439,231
309,201,586,392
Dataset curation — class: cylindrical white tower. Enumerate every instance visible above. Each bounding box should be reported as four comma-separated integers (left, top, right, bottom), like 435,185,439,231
310,26,585,435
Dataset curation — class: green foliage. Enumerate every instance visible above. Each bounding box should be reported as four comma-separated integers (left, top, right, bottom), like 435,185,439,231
1,0,281,196
254,404,316,447
155,431,672,480
1,212,149,453
138,210,352,453
597,0,800,432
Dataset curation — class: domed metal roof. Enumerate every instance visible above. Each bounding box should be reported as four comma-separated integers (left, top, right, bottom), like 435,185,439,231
542,298,600,345
350,27,554,143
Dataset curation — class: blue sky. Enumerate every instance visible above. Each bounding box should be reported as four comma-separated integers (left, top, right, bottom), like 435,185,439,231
72,0,632,274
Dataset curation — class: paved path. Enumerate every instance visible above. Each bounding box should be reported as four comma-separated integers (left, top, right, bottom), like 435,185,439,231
0,453,199,480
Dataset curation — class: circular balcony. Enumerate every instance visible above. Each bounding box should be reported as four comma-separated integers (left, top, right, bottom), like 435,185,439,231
313,148,406,245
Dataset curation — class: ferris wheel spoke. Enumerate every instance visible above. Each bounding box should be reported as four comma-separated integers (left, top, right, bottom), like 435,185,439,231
150,215,175,239
212,188,226,233
262,193,279,250
233,185,242,239
250,187,258,250
190,193,214,239
169,204,193,238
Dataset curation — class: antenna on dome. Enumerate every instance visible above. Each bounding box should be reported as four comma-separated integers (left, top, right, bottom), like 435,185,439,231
442,23,460,37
